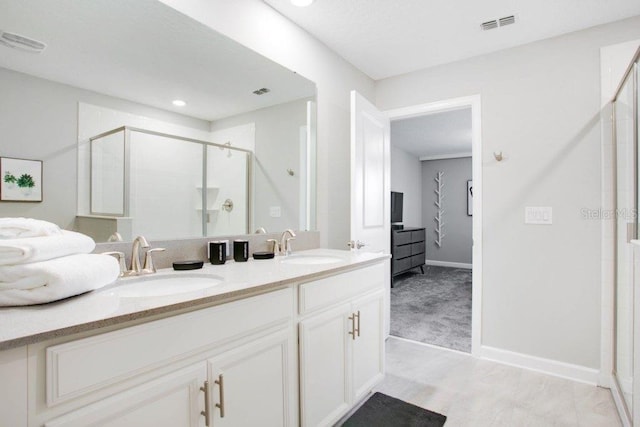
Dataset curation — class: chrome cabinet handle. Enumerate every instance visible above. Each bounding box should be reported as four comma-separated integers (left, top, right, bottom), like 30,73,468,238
200,380,210,427
348,313,357,340
215,374,225,418
355,310,361,337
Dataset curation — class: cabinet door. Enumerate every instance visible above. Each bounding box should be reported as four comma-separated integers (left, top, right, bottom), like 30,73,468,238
352,291,385,402
45,363,207,427
207,329,295,427
299,304,352,427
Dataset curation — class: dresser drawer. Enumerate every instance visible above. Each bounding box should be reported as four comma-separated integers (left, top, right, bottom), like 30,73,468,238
393,231,412,245
411,242,425,255
298,263,385,315
46,288,292,406
411,254,425,268
392,257,411,274
394,244,411,259
411,229,425,242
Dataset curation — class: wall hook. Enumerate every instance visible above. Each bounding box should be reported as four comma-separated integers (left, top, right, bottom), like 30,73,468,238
494,151,503,162
287,168,295,176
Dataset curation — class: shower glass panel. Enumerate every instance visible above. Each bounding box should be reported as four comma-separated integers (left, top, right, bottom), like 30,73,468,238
129,131,204,240
87,126,252,241
615,62,637,416
90,129,125,216
205,145,250,236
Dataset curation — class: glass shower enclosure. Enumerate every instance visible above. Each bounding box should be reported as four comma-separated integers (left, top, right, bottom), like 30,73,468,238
613,46,639,425
88,126,251,241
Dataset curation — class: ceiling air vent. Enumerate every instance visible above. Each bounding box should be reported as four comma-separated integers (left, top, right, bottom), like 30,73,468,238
499,15,516,27
481,20,498,31
252,87,270,95
0,31,46,53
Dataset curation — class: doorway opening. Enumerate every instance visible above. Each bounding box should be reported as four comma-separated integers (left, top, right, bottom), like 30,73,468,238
385,95,482,356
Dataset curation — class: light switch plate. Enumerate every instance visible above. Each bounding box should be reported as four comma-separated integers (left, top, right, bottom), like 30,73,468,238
270,206,281,218
525,207,552,225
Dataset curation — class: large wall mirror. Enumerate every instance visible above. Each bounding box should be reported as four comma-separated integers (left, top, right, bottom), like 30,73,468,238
0,0,317,242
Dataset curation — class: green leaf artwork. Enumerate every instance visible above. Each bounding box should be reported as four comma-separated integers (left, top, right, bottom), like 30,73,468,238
3,172,16,184
17,174,35,189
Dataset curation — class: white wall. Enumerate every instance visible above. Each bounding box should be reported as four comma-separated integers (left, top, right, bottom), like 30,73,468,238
422,158,472,264
376,15,640,370
390,145,422,227
159,0,376,248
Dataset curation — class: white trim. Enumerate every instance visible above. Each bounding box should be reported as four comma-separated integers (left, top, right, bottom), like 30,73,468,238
424,259,472,269
419,152,472,161
387,335,472,357
385,94,483,358
610,374,633,427
479,345,600,385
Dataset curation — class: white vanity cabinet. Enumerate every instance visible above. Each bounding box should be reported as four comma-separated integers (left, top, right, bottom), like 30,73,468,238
28,288,296,427
298,264,385,427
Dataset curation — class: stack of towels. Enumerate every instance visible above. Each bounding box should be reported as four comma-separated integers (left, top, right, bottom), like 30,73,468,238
0,218,120,306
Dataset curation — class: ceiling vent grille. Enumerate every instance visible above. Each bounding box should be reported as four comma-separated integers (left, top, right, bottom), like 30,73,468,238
481,15,516,31
252,87,270,95
481,20,498,31
499,15,516,27
0,31,46,53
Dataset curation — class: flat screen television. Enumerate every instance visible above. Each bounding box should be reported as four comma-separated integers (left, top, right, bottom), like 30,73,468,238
391,191,403,224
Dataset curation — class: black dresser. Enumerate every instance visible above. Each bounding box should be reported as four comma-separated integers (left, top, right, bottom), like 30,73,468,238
391,227,426,281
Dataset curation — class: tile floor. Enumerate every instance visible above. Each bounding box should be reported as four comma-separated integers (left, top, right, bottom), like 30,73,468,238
375,337,621,426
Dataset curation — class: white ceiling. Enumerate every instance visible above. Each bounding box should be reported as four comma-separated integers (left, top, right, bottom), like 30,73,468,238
264,0,640,80
391,108,472,158
0,0,315,121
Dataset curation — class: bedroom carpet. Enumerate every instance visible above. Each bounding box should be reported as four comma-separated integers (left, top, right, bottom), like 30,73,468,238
390,266,472,352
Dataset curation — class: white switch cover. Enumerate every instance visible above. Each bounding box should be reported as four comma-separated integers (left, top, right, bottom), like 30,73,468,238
270,206,281,218
525,207,552,225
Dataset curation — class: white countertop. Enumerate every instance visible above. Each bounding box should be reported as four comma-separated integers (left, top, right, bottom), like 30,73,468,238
0,249,388,350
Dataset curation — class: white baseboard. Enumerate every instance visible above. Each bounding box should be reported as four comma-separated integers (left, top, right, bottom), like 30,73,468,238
424,260,472,269
479,345,600,385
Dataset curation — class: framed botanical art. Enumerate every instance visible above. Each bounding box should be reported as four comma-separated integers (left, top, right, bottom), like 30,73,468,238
1,157,43,202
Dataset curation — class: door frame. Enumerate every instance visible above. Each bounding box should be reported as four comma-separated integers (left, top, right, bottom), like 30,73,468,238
384,94,483,357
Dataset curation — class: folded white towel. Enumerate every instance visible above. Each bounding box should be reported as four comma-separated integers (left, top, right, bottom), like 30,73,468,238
0,254,120,306
0,218,62,239
0,230,95,266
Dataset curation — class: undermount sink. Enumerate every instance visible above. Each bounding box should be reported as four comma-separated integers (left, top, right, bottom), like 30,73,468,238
107,273,224,298
279,254,344,265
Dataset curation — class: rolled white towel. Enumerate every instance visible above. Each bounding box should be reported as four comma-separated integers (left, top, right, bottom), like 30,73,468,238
0,217,61,239
0,254,120,306
0,230,95,266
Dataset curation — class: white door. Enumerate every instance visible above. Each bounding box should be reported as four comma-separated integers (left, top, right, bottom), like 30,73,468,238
350,90,391,334
350,91,390,253
207,330,295,427
299,304,352,427
45,363,208,427
351,290,385,402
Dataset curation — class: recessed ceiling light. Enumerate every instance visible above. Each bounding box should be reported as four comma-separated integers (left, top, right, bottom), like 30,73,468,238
172,99,186,107
290,0,314,7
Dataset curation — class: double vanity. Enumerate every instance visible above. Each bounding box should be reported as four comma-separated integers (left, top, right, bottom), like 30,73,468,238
0,249,389,427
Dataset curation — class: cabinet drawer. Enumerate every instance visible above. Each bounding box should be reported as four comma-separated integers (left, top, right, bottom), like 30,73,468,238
393,232,411,246
46,288,292,406
298,263,384,315
411,242,425,255
411,229,425,242
394,244,411,259
392,257,411,275
411,254,425,268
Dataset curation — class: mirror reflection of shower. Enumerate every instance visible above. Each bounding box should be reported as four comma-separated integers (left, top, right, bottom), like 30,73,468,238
83,126,250,241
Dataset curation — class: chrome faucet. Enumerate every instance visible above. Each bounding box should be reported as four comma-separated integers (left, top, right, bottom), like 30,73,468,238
280,229,296,256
